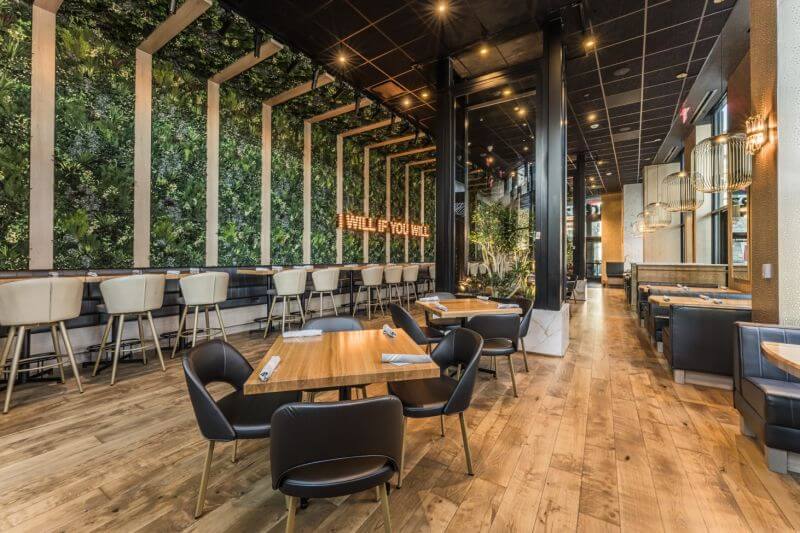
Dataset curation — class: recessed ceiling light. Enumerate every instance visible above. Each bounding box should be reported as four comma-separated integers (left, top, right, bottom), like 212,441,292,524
502,88,512,97
597,160,605,165
587,112,597,121
479,45,489,56
613,67,631,77
436,2,447,15
584,38,596,49
619,126,631,132
402,96,411,107
517,108,527,116
523,146,529,151
676,72,688,79
584,93,590,98
337,53,347,65
590,123,599,129
421,90,430,100
606,171,612,176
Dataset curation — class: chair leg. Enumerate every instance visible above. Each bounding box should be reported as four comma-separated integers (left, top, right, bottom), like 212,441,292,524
367,288,372,321
172,307,188,358
376,287,385,315
137,314,147,365
214,304,228,342
204,306,211,341
3,326,24,414
331,291,338,316
281,297,288,333
0,325,16,372
379,482,392,533
440,415,445,437
194,441,215,519
231,440,238,463
264,297,277,338
146,311,166,371
191,306,200,347
507,355,518,398
57,321,83,393
50,324,66,383
296,295,305,324
359,385,368,398
285,495,298,533
94,315,114,372
375,486,381,502
520,338,530,372
110,314,125,386
459,412,474,475
353,286,363,317
397,416,407,488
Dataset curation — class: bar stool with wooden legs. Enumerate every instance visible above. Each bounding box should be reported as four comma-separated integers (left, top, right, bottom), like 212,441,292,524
428,265,436,292
401,265,420,308
0,278,85,413
93,274,166,385
172,272,230,358
309,267,340,317
384,265,404,305
264,269,307,335
352,266,384,320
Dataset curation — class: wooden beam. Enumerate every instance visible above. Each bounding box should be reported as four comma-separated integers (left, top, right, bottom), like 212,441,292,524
138,0,212,54
387,146,436,160
303,120,312,263
133,49,152,267
366,134,419,150
385,156,391,263
33,0,62,12
404,164,410,262
341,117,395,139
407,158,436,167
264,74,335,106
262,104,272,264
206,80,219,266
308,98,372,124
210,39,282,84
421,169,429,260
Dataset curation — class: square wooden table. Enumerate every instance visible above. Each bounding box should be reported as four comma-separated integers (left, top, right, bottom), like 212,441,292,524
244,329,440,397
415,298,523,319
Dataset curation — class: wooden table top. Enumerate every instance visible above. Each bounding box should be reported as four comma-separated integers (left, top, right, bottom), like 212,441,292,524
244,328,440,395
647,295,752,310
639,284,741,295
761,342,800,377
415,298,523,319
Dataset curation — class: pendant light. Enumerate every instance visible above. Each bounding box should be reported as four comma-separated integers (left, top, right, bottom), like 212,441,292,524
693,133,752,192
663,170,704,212
644,165,671,229
633,212,656,235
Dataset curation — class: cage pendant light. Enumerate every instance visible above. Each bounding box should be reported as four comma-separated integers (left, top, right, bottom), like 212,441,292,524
644,166,672,229
693,133,752,192
634,212,655,234
663,170,704,212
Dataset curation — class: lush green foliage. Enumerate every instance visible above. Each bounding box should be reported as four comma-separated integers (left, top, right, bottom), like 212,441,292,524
368,150,385,261
311,125,336,263
424,172,436,260
342,138,364,262
407,166,423,263
389,159,405,262
271,106,303,264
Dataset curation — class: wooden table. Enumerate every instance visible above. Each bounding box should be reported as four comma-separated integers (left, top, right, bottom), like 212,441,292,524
415,298,523,319
244,329,439,397
761,342,800,376
647,295,752,311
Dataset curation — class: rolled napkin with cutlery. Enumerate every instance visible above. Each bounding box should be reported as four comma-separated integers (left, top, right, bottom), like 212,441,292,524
381,353,434,366
259,355,281,381
282,329,322,338
663,296,671,302
418,295,440,302
87,271,98,277
476,295,489,301
272,266,283,271
382,324,397,338
497,303,520,309
712,298,723,304
166,269,181,275
255,267,269,271
699,294,710,300
293,265,307,269
719,286,728,290
434,303,449,312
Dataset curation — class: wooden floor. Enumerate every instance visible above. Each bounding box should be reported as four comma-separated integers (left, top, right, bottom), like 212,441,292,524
2,288,800,532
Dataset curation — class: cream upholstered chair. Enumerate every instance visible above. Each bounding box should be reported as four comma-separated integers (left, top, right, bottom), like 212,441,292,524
310,268,340,317
0,277,85,413
402,265,420,308
265,269,307,335
353,266,384,320
93,274,166,385
384,265,404,305
172,272,229,358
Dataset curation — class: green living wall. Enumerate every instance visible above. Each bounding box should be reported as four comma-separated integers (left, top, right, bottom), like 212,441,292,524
407,166,424,263
389,159,405,263
310,125,336,264
342,138,364,263
271,106,303,264
0,0,30,270
368,150,385,262
424,171,436,260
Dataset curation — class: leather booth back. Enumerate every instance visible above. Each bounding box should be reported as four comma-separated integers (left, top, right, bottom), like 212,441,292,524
734,322,800,393
669,305,751,375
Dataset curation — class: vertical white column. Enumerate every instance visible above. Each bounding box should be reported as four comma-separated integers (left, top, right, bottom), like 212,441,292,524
335,134,343,263
363,147,370,263
385,157,391,263
133,49,152,267
261,103,272,264
29,3,60,270
404,164,409,262
206,80,220,266
420,170,426,261
303,120,312,264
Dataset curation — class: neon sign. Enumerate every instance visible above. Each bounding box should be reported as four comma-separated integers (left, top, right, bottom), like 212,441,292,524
336,213,431,238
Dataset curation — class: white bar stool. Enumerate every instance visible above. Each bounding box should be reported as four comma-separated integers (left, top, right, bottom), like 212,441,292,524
384,265,404,305
0,278,85,413
265,269,307,335
172,272,229,358
429,265,436,292
402,265,420,308
352,266,384,320
93,274,166,385
310,268,340,317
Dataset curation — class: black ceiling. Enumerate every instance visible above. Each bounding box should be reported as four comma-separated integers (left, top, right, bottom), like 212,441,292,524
224,0,740,192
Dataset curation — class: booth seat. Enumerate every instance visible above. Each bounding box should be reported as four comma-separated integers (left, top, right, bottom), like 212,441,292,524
636,281,719,319
644,288,749,342
734,322,800,473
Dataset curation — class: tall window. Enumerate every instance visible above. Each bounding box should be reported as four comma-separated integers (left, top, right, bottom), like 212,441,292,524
710,95,728,264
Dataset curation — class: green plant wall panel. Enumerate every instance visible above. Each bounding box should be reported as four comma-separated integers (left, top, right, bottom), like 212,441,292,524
368,150,385,262
424,171,436,260
407,166,423,263
342,138,364,262
310,125,336,264
54,18,134,269
150,60,206,267
0,0,30,270
271,106,303,264
389,159,405,262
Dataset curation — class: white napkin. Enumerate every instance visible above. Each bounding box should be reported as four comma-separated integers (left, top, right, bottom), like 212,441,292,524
166,269,181,275
713,298,724,304
283,329,322,338
259,356,281,381
476,295,489,301
49,272,59,277
497,303,520,309
189,267,200,274
699,294,710,300
381,353,433,366
272,266,283,271
255,267,269,271
382,324,397,338
293,265,306,269
719,286,728,291
87,271,98,277
663,296,671,302
418,295,440,302
434,303,448,312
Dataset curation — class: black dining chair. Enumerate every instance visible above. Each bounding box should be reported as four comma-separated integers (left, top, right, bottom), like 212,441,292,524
517,299,534,372
423,292,461,331
388,303,444,354
271,396,403,533
183,339,301,518
467,313,522,397
387,328,483,487
302,316,368,400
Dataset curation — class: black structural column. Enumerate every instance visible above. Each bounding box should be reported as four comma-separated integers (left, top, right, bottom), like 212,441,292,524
534,17,567,311
435,57,457,293
573,151,586,280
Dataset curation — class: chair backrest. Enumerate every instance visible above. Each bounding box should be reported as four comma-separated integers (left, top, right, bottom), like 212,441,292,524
180,272,229,306
384,265,403,283
0,277,84,326
430,328,483,415
402,265,419,282
182,340,253,441
361,266,384,286
388,303,428,345
270,396,404,490
312,268,340,292
303,316,363,332
467,313,520,344
518,298,534,341
429,265,436,280
274,269,307,296
100,274,165,315
734,322,800,395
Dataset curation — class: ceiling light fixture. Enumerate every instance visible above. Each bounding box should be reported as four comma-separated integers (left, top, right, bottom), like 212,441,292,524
676,72,688,79
502,88,512,97
584,37,596,49
479,45,489,56
436,1,447,15
746,114,767,154
693,133,753,192
587,112,597,122
402,96,411,108
663,170,704,211
421,90,430,100
590,123,599,129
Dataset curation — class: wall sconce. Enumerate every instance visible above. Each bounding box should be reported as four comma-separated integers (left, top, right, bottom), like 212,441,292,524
746,114,767,154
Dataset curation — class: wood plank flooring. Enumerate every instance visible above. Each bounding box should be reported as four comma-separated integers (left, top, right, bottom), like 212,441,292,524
2,288,800,532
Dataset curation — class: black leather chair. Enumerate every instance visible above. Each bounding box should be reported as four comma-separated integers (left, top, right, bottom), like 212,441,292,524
517,299,534,372
271,396,403,532
183,340,301,518
388,303,444,354
388,328,483,487
302,316,367,400
423,292,461,331
734,322,800,473
466,313,522,397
